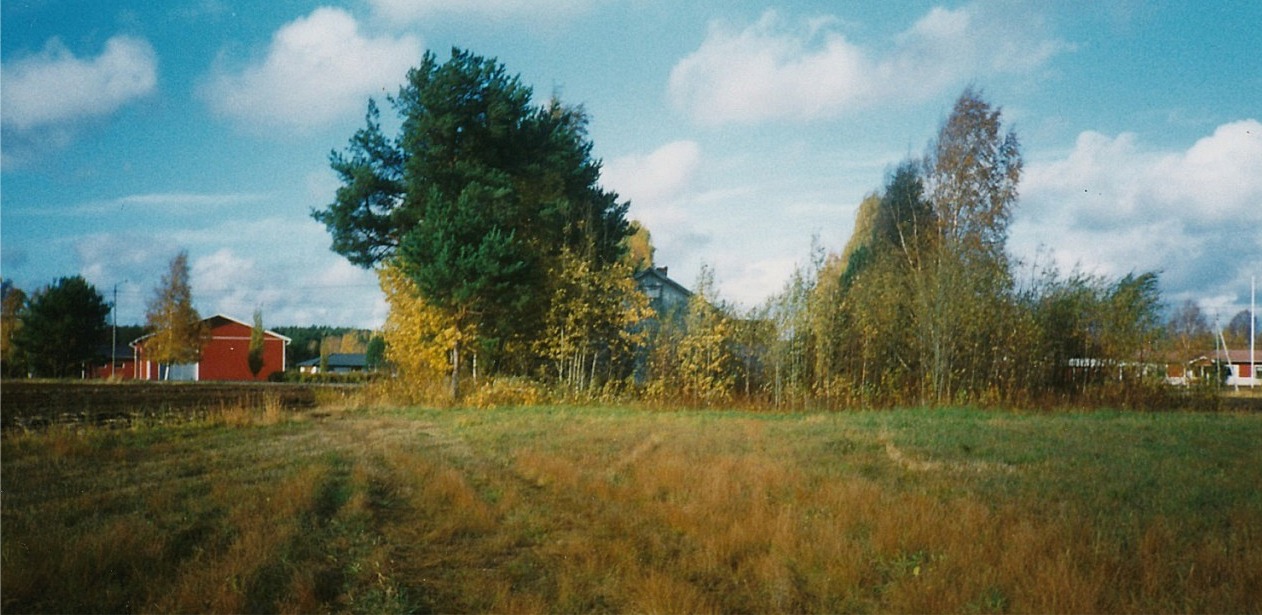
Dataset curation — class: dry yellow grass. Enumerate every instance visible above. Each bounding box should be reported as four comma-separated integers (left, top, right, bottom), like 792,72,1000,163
3,405,1260,613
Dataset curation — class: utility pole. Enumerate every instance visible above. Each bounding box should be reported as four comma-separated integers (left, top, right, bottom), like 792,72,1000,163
1252,276,1256,389
112,283,118,378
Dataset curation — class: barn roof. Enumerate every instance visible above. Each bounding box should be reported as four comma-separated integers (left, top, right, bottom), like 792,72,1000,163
130,313,292,346
203,313,292,343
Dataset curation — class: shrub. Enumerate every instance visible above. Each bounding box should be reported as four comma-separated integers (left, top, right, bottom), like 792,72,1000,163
464,377,546,409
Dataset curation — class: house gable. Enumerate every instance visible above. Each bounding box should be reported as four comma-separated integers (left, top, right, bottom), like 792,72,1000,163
635,267,692,314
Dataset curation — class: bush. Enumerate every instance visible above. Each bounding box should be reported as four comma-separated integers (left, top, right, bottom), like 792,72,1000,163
464,377,546,409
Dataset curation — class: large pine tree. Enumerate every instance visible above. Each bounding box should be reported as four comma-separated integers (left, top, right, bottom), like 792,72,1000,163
314,48,633,397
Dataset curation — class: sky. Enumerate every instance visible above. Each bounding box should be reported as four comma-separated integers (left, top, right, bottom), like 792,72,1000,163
2,0,1259,329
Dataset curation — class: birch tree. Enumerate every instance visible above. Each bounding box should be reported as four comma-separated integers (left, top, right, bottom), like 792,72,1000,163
144,251,207,374
917,88,1023,404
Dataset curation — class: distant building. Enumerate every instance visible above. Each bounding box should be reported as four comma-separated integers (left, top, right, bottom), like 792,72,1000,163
633,266,693,384
1183,349,1260,387
131,314,291,381
635,266,692,316
296,353,368,374
88,343,139,380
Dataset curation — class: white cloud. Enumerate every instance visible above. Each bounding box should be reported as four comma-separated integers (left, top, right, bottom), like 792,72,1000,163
1014,119,1262,313
601,140,706,264
4,191,273,220
368,0,590,23
1,35,157,131
670,4,1071,125
191,248,267,312
669,11,867,125
603,140,701,211
115,192,270,209
201,7,421,132
73,217,387,328
76,233,178,295
188,245,385,328
717,256,800,309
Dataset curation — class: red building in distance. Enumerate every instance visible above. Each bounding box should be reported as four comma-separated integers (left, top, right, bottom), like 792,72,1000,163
130,314,291,381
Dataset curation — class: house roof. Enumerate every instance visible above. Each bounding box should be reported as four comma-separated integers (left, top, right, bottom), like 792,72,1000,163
130,313,292,347
1192,349,1260,364
93,343,136,361
634,266,692,298
296,353,367,368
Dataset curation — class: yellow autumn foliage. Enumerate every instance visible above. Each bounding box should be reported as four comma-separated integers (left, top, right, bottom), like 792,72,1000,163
536,248,652,393
377,263,463,384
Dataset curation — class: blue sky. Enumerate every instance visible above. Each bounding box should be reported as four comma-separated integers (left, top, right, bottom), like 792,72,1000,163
3,0,1259,328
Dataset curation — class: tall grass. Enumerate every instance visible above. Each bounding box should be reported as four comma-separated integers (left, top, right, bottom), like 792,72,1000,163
3,405,1260,613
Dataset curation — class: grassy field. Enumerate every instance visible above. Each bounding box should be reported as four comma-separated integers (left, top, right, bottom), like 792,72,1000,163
3,402,1261,613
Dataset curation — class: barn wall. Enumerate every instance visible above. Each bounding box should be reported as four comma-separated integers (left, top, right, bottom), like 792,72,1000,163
199,320,286,381
131,317,288,381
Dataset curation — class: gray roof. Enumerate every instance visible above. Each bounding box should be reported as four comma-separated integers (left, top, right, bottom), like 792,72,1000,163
635,267,692,298
296,353,367,368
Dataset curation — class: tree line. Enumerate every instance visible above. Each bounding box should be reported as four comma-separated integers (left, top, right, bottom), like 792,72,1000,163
7,49,1254,404
312,48,1255,408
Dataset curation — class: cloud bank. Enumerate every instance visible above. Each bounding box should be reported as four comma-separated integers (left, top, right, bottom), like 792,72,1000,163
74,219,387,328
201,7,421,132
1015,119,1262,313
669,4,1071,124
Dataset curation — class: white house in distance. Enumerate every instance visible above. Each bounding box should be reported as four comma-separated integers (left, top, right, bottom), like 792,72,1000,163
1186,349,1260,388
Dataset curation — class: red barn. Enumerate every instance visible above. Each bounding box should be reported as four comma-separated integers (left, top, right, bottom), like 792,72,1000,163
132,314,291,381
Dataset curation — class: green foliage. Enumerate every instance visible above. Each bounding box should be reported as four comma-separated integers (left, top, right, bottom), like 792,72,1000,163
2,279,29,377
313,75,1178,410
536,248,651,396
11,276,110,377
874,161,935,267
667,266,740,404
365,335,386,369
315,48,633,398
316,98,407,268
923,85,1022,259
1020,264,1167,398
248,308,266,379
